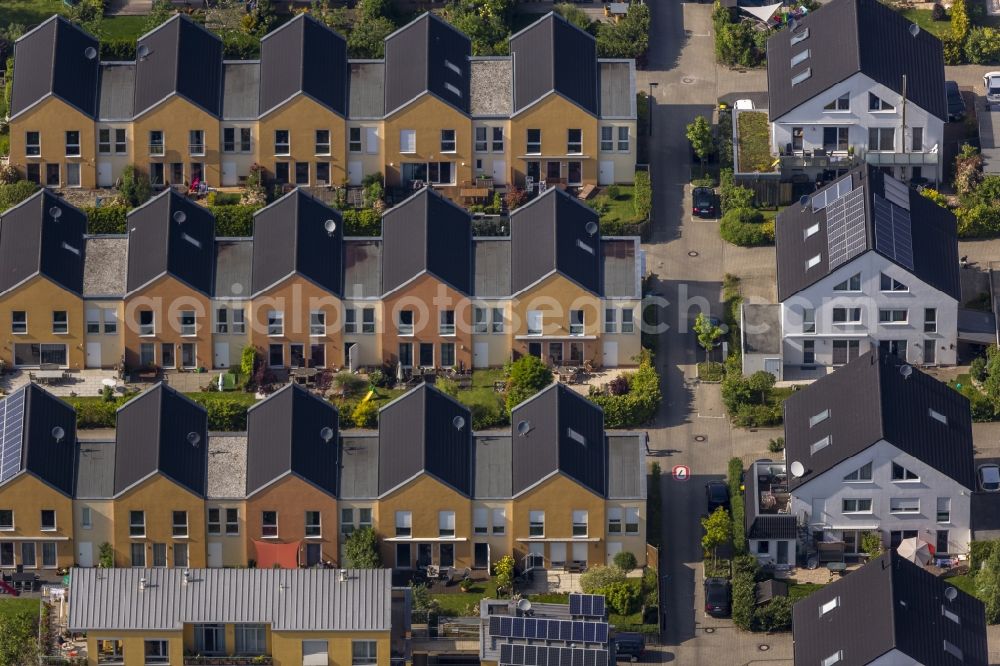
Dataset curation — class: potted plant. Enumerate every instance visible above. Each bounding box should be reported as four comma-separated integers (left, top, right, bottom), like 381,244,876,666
459,576,474,592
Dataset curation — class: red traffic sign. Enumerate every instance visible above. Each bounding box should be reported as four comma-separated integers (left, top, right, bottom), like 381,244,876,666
672,465,691,481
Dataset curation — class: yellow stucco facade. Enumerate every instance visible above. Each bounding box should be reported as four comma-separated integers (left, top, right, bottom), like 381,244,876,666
133,97,222,188
0,474,75,569
512,474,606,568
376,474,472,569
245,475,339,567
249,277,345,370
510,95,599,188
0,275,86,370
10,97,96,188
111,475,206,568
258,96,347,187
124,275,213,371
511,274,602,367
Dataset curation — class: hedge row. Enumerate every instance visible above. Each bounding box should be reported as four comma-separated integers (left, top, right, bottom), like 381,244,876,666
720,208,774,247
588,350,662,427
648,463,662,549
67,393,255,431
82,204,261,235
99,32,260,62
728,457,747,555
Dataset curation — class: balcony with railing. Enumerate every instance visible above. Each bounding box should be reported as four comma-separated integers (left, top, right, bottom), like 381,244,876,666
149,143,165,156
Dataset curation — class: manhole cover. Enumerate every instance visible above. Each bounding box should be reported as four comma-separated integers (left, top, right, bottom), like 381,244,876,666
694,435,707,442
682,77,695,84
758,644,770,652
688,251,699,257
704,627,715,634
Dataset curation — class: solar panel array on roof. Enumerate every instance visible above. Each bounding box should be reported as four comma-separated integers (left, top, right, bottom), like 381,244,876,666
489,616,608,643
882,174,910,211
0,389,25,484
811,176,853,211
500,644,609,666
826,186,867,270
873,194,914,271
568,594,606,618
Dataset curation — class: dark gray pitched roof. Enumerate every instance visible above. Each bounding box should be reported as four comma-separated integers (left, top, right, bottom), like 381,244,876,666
126,190,216,295
214,239,252,298
792,552,987,666
222,62,259,120
114,384,208,497
97,63,135,121
766,0,946,122
474,434,512,498
134,14,224,117
378,384,473,496
601,239,638,298
381,188,472,296
470,58,512,117
0,385,78,496
344,240,381,299
598,60,634,118
246,384,340,497
259,14,347,117
784,350,975,491
339,434,379,499
473,239,511,298
511,188,601,296
83,237,128,297
607,433,643,499
0,190,87,296
509,13,598,115
384,13,470,115
510,383,606,497
348,61,385,119
250,189,343,296
775,165,960,301
75,440,115,499
10,16,100,119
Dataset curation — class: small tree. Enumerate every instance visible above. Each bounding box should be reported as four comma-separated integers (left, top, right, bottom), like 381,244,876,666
494,554,515,596
747,370,776,404
693,312,723,360
117,165,151,208
983,346,1000,411
686,115,715,175
98,542,115,568
0,605,38,666
344,526,382,568
701,506,732,567
978,545,1000,623
505,355,554,411
603,581,641,615
580,564,627,594
861,531,884,559
613,551,638,573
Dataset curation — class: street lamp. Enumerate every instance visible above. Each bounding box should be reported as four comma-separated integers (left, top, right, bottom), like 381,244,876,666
648,82,659,137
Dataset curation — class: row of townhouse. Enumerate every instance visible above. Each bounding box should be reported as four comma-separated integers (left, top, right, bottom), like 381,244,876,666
0,379,647,574
744,350,975,567
0,185,643,374
8,10,637,197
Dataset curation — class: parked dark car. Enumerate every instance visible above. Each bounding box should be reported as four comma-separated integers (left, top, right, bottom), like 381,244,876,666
946,81,966,122
705,480,730,513
613,633,646,662
704,577,731,617
692,187,717,218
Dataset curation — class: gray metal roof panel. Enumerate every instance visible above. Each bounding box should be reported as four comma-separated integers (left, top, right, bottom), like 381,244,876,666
75,440,116,499
339,434,379,499
598,60,634,118
259,14,347,117
344,240,382,299
222,61,260,120
134,14,223,117
11,17,100,119
246,384,340,496
213,239,252,298
607,433,643,499
126,190,216,295
83,237,128,297
601,239,637,298
510,13,598,115
473,434,512,498
206,435,247,499
114,384,208,497
348,61,385,119
97,63,136,121
470,59,512,117
384,14,470,115
767,0,946,122
68,567,393,632
473,239,511,298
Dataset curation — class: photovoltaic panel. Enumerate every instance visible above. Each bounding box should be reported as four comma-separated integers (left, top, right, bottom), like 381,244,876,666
569,594,606,618
826,186,867,270
873,194,914,271
882,173,910,211
0,388,26,484
493,616,610,644
811,175,853,212
501,645,609,666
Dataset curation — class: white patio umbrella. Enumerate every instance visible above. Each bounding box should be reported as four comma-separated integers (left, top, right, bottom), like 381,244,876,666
897,537,936,565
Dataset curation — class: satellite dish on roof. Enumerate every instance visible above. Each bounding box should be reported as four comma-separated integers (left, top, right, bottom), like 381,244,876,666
173,210,187,224
187,431,201,448
49,206,62,220
84,46,98,60
452,415,466,431
516,420,531,436
51,426,65,443
517,598,532,612
790,460,805,478
798,194,810,209
137,44,150,60
900,364,913,379
909,23,920,37
944,586,958,602
585,220,598,237
320,426,334,443
324,219,337,236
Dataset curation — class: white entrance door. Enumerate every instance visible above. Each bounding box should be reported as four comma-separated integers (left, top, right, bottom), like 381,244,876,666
473,342,489,368
207,542,223,568
97,162,112,187
606,541,623,565
492,160,506,186
346,343,358,372
77,542,93,568
214,342,229,369
348,161,363,186
599,160,615,185
85,343,101,368
603,342,618,368
221,161,237,186
764,358,781,380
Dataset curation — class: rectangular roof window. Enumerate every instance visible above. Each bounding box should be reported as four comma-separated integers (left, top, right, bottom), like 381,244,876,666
943,640,963,660
444,60,462,76
804,223,820,239
810,435,831,455
790,28,809,46
806,254,821,269
929,408,948,425
181,232,202,249
567,427,586,446
821,652,842,666
819,596,840,617
791,68,812,86
790,49,810,68
942,605,960,625
809,409,830,427
61,242,81,256
576,239,595,255
444,82,462,98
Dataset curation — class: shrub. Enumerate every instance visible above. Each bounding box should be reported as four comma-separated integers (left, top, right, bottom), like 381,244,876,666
979,546,1000,623
589,195,611,215
352,399,379,428
368,368,390,388
98,542,114,568
955,143,983,196
728,457,747,554
505,355,554,411
608,375,630,396
0,164,17,185
100,39,136,61
342,208,382,236
209,191,241,206
470,401,507,430
222,31,261,59
344,526,382,568
0,180,39,212
494,555,515,596
210,204,260,236
199,399,249,431
648,462,662,548
606,184,621,200
580,565,627,594
720,208,774,247
241,164,267,206
755,595,792,631
117,165,152,207
633,170,652,220
972,356,988,382
504,187,528,210
971,539,999,573
969,387,995,422
69,398,120,428
613,551,638,573
768,436,785,453
920,187,949,208
731,555,759,631
335,372,368,397
436,377,459,398
241,346,259,381
861,531,884,558
596,3,650,59
966,27,1000,64
589,350,662,427
603,581,642,615
84,205,128,234
932,2,946,19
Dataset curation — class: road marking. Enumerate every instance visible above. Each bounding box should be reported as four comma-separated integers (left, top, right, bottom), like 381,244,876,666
672,464,691,481
697,413,727,419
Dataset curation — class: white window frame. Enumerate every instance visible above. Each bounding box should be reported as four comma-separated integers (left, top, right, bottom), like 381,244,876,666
889,497,920,514
473,508,488,535
438,510,456,538
395,511,412,538
274,130,290,156
492,508,506,535
267,310,284,336
529,510,544,537
261,510,279,538
572,510,588,537
310,310,327,337
400,130,416,154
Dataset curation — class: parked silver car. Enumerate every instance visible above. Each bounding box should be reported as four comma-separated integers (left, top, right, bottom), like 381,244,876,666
985,71,1000,107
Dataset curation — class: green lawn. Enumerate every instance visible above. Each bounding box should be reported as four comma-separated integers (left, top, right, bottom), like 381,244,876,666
432,578,500,616
736,111,774,173
592,185,644,228
698,361,725,382
454,369,507,424
101,15,149,40
0,0,64,27
787,581,825,603
899,8,951,39
0,597,40,619
945,573,978,598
